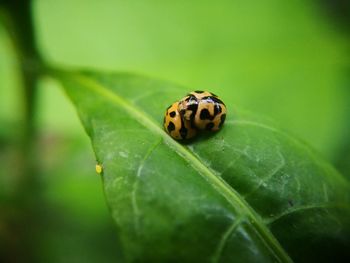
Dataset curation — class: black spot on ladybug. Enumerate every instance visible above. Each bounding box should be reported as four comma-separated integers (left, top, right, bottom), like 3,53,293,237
185,103,198,127
186,94,198,101
187,95,197,101
219,114,226,128
200,109,211,120
167,122,175,133
187,104,198,118
179,125,188,139
206,122,214,130
194,90,204,93
187,103,198,111
214,104,222,116
169,111,176,118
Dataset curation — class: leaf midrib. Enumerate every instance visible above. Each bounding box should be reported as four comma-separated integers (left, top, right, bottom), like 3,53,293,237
60,72,292,263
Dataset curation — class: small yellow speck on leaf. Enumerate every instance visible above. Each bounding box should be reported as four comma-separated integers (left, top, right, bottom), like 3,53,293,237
95,164,103,174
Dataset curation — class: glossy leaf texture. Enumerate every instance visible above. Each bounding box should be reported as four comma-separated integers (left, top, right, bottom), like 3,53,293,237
56,70,350,263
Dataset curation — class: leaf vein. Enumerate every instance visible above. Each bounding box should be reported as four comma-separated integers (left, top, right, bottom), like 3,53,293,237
131,139,162,233
265,203,347,225
211,216,246,263
244,147,286,198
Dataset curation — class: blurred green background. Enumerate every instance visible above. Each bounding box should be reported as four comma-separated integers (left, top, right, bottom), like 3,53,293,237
0,0,349,262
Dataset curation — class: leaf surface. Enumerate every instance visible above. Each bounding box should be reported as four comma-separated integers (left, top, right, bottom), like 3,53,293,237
57,70,350,263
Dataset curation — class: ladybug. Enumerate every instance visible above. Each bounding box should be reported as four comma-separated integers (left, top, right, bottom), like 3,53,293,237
163,102,197,140
163,91,227,140
178,91,227,131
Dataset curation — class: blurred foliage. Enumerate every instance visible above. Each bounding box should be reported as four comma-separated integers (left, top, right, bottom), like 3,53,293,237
34,0,350,160
0,134,121,263
31,136,122,263
0,13,120,262
319,0,350,32
0,0,350,262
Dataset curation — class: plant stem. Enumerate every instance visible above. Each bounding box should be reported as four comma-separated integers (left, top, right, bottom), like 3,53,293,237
0,1,44,262
1,0,43,141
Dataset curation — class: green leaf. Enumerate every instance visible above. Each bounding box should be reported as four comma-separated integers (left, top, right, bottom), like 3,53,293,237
56,70,350,263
